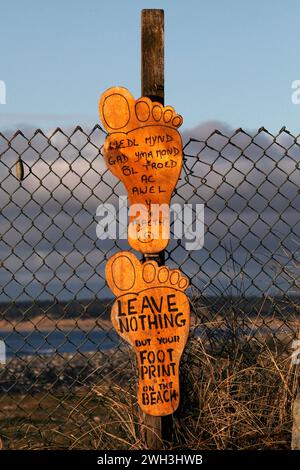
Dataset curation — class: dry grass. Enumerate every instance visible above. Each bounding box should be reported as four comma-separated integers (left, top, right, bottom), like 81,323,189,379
1,335,298,450
176,338,298,449
85,338,299,450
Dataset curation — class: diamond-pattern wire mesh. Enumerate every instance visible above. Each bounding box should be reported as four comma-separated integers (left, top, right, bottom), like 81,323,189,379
0,125,299,448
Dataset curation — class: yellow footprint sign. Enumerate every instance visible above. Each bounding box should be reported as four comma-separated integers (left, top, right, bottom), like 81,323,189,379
99,87,189,416
106,251,190,416
99,87,183,254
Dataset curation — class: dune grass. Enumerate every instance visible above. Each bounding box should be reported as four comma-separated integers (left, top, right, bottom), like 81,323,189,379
0,333,298,450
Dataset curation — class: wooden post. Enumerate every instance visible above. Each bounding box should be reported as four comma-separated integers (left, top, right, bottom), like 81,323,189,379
292,329,300,450
141,9,164,104
140,8,171,449
141,8,165,270
292,393,300,450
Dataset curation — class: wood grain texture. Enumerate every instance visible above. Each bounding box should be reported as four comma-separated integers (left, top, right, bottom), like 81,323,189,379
105,251,190,416
15,159,24,181
292,393,300,449
141,8,166,442
99,86,183,254
141,9,164,104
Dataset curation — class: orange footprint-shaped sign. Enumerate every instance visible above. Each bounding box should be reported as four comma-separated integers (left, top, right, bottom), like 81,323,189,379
99,87,183,254
106,251,190,416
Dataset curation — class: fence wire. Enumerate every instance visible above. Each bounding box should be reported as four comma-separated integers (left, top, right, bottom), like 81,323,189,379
0,125,299,449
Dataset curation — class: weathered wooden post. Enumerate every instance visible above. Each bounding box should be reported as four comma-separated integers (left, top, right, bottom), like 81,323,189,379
292,330,300,450
98,8,189,450
139,9,187,448
292,393,300,450
141,9,164,103
141,9,166,449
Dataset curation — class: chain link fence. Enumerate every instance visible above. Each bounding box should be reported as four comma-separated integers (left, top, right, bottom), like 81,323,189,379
0,125,299,449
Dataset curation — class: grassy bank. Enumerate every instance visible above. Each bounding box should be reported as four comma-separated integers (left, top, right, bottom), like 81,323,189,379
0,335,298,450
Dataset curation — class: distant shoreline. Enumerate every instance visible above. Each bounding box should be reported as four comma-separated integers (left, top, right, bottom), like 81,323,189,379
0,314,299,335
0,316,112,332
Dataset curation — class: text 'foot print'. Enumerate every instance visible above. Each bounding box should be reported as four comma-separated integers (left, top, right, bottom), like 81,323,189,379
105,251,190,416
99,87,183,254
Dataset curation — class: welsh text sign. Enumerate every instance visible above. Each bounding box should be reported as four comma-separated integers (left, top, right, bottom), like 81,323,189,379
99,87,183,254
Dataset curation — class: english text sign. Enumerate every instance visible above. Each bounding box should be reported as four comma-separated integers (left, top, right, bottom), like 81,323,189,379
106,251,190,416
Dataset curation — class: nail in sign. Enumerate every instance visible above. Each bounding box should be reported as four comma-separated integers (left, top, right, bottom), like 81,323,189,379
99,87,183,254
106,251,190,416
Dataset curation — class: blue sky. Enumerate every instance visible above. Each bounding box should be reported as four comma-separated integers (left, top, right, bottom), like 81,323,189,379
1,0,300,132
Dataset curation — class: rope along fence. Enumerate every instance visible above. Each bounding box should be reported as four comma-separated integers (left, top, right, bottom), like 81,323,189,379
0,125,299,449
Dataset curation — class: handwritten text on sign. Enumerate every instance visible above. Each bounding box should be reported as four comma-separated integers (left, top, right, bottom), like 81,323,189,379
99,87,183,254
105,251,190,416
